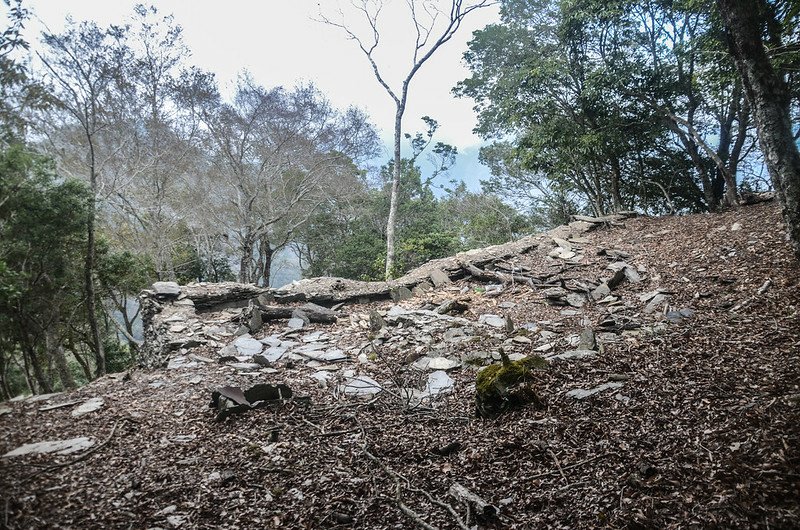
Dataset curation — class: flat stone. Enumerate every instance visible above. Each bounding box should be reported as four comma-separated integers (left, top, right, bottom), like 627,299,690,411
260,336,283,347
552,237,572,250
340,375,382,396
548,349,596,361
297,349,348,362
427,357,461,371
566,293,586,308
229,363,262,371
287,317,306,330
425,370,454,396
0,405,11,416
644,294,668,314
479,314,505,328
234,336,263,356
566,382,624,400
71,397,105,418
3,437,95,458
152,281,181,297
429,269,452,288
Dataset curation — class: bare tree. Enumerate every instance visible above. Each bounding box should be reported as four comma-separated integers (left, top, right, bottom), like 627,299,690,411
193,75,378,286
37,21,130,376
320,0,493,279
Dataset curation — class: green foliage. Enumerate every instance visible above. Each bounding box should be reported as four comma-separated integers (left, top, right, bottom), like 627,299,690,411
298,153,537,281
103,336,132,374
456,0,756,217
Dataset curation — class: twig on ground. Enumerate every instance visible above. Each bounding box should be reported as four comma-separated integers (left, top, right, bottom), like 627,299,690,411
529,453,608,480
547,448,569,482
355,417,469,530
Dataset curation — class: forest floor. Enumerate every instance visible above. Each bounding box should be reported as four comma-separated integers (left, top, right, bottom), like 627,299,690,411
1,202,799,529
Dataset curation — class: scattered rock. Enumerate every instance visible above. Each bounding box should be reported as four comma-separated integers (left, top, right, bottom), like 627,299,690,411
427,357,461,371
287,317,306,330
233,336,263,356
3,437,94,458
339,375,382,396
71,397,105,418
152,281,181,298
644,294,668,314
479,314,506,328
425,370,455,396
547,349,596,361
429,269,452,288
566,382,624,400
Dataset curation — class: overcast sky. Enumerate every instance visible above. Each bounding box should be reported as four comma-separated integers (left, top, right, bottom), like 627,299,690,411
21,0,500,189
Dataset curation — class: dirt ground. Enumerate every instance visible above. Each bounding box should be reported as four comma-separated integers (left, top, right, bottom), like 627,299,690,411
1,202,799,529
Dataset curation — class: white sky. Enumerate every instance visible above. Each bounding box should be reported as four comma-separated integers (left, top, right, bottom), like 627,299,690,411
21,1,500,166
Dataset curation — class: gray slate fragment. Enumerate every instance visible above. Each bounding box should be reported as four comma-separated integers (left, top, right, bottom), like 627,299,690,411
548,349,597,361
644,294,668,314
566,382,624,399
429,269,452,288
3,437,94,458
152,281,181,297
591,283,611,301
233,336,263,356
425,370,454,396
479,314,506,328
261,347,287,363
287,317,306,329
340,375,382,396
71,397,105,418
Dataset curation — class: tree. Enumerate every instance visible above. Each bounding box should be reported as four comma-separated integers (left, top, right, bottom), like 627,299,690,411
0,146,89,394
37,20,130,376
320,0,493,279
717,0,800,257
456,0,759,217
193,75,378,286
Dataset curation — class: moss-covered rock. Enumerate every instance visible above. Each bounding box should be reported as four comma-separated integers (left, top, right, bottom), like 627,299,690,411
475,355,548,418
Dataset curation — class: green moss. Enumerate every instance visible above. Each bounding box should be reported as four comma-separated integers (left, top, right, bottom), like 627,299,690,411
475,355,548,418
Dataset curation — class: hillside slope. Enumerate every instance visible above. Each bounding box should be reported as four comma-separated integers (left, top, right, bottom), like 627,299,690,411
1,202,799,529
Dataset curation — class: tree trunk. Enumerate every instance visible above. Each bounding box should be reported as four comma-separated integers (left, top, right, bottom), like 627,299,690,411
718,0,800,257
46,324,76,390
24,345,52,394
609,157,623,212
86,149,106,377
238,234,254,284
385,105,403,280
